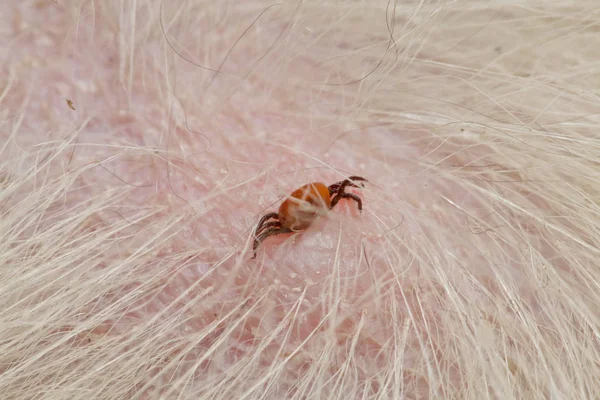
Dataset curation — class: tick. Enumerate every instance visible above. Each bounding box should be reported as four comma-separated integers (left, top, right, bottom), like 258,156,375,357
252,176,367,258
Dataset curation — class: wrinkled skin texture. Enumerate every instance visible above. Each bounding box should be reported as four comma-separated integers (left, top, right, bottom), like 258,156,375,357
1,1,600,399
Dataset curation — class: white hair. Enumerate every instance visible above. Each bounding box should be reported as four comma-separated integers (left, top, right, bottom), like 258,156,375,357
1,0,599,398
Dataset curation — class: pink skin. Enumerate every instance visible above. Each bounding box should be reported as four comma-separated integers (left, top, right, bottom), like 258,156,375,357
0,0,511,389
3,1,596,398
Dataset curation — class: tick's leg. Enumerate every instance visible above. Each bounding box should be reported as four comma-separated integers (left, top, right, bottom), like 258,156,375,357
252,226,293,258
346,175,368,184
254,212,279,235
330,193,363,211
254,220,281,237
328,176,368,196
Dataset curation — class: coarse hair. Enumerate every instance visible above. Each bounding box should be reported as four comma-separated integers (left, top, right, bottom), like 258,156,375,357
1,0,599,399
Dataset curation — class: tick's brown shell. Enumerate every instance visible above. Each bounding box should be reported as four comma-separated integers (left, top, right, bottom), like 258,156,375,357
278,182,331,231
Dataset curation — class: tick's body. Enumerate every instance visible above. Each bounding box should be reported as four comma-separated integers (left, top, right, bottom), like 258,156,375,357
252,176,367,258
